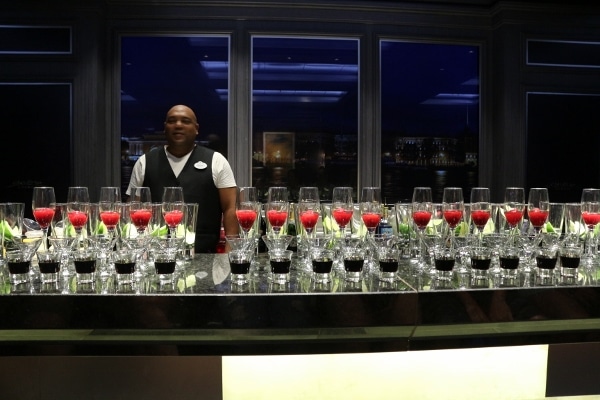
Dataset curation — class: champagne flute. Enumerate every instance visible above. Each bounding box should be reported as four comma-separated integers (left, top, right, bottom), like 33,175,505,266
99,186,121,238
298,187,320,239
527,187,550,244
503,187,525,245
236,187,259,239
581,188,600,268
67,186,90,246
331,187,354,241
360,187,382,238
266,187,289,235
470,187,490,246
442,187,464,249
129,187,153,236
32,186,56,250
412,187,433,270
162,186,185,238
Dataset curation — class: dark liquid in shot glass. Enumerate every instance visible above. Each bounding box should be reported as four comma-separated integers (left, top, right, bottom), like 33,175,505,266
115,261,136,274
74,260,96,274
379,259,399,273
434,258,455,272
230,261,251,275
38,261,60,274
312,258,334,274
8,261,30,274
499,256,519,270
155,261,176,274
471,257,491,270
270,259,291,274
536,256,558,270
344,258,364,272
560,255,580,269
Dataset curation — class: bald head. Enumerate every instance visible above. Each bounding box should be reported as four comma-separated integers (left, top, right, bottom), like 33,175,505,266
165,105,197,124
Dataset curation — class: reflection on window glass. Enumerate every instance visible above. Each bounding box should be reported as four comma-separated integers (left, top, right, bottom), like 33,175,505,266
251,36,359,201
380,41,479,203
120,36,229,195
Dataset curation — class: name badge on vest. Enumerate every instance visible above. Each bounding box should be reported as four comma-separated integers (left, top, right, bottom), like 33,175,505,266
194,161,207,170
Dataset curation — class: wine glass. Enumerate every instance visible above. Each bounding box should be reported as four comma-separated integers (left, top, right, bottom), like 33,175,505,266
162,186,185,237
99,186,121,238
360,187,382,238
331,187,354,241
266,187,289,235
527,187,550,244
503,187,525,245
412,187,433,270
32,186,56,250
67,186,90,246
298,187,321,239
581,188,600,268
129,187,153,236
236,187,259,239
470,187,490,246
442,187,464,249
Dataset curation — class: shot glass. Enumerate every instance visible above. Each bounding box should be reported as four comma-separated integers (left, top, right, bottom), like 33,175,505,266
228,248,254,285
535,246,558,286
433,247,455,289
152,247,178,284
469,246,492,288
36,249,61,283
72,249,97,284
559,243,582,283
499,246,520,287
268,249,293,283
342,246,366,282
112,248,138,285
310,247,335,284
183,202,198,260
6,250,31,285
377,246,400,282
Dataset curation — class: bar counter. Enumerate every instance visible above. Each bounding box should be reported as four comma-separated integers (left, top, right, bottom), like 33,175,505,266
1,253,600,356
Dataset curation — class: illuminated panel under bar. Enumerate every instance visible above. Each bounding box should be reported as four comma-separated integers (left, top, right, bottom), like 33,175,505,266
0,25,72,54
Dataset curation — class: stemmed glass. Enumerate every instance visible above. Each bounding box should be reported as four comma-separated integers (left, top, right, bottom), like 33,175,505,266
503,187,525,245
442,187,464,249
470,187,490,246
162,187,185,238
236,187,259,239
331,187,354,240
360,187,382,239
67,186,90,246
99,186,121,238
32,186,56,250
129,187,153,236
266,187,289,235
412,187,433,270
298,187,320,239
580,188,600,268
527,187,550,245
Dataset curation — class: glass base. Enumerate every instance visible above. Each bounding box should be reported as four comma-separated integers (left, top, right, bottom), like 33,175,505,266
269,273,290,283
313,272,331,284
9,272,29,285
40,272,58,284
231,273,250,285
76,273,96,284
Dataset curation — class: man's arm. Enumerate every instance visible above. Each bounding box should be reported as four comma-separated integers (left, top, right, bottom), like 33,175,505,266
219,186,240,238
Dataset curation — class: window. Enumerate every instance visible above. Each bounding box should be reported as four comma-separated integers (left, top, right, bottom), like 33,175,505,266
251,36,359,202
380,41,480,202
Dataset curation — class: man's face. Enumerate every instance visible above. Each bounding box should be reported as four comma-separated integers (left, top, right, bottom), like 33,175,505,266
164,106,199,146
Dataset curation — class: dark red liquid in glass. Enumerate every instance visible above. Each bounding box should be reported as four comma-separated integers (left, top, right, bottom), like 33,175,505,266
8,260,30,274
536,256,557,269
379,259,398,273
74,259,96,274
115,261,136,274
434,258,455,271
344,258,364,272
270,259,291,274
312,258,333,274
471,257,491,270
155,261,176,274
560,255,580,269
39,261,60,274
230,261,251,275
499,256,519,270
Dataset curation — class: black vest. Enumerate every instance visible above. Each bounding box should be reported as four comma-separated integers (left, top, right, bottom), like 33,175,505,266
143,146,222,253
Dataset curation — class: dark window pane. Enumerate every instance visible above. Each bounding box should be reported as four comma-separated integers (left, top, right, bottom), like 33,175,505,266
0,83,71,216
0,26,71,54
380,41,480,202
251,37,359,201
